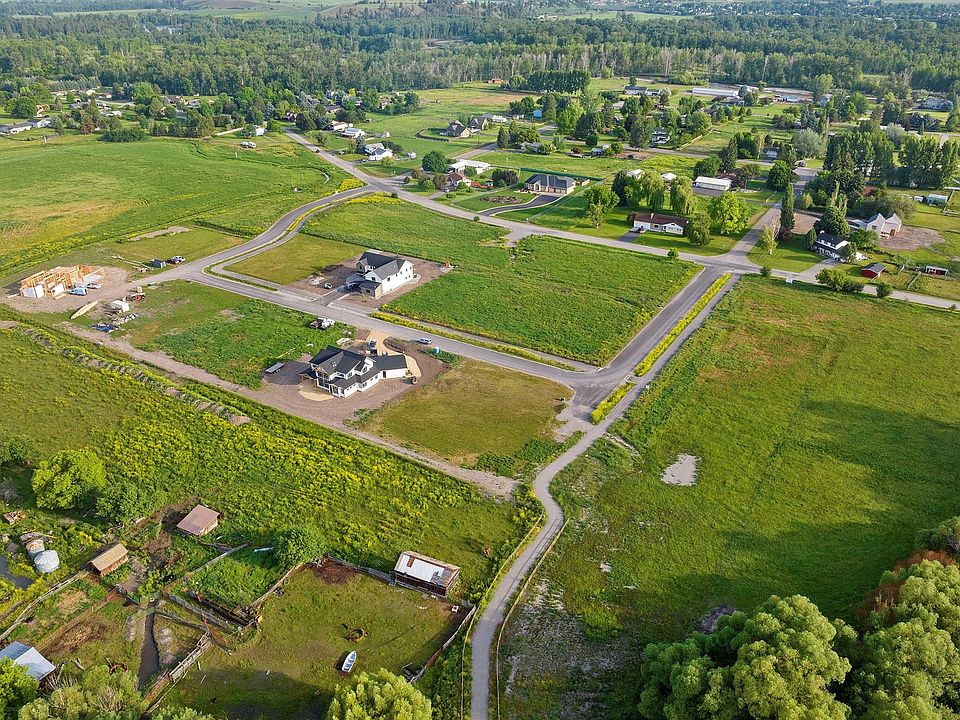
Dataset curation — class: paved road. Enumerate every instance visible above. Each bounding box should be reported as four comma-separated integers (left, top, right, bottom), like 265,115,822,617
468,273,739,720
144,133,954,720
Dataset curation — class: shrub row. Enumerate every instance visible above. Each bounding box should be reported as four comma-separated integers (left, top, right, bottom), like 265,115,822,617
590,382,636,425
634,274,731,376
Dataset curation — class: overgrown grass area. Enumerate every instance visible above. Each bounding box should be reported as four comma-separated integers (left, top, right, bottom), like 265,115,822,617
361,360,572,476
164,564,461,719
0,134,348,277
475,149,698,180
239,196,699,363
0,317,524,599
543,276,960,645
95,281,352,387
228,234,359,284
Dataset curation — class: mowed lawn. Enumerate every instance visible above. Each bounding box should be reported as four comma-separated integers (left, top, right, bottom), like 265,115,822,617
0,134,348,276
545,277,960,643
253,196,698,364
362,360,572,471
163,565,460,719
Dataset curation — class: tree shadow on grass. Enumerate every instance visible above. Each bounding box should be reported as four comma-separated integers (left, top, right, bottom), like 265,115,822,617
176,667,329,720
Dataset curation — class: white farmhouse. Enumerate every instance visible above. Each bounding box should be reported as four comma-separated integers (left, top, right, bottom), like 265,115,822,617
348,251,415,298
304,346,408,398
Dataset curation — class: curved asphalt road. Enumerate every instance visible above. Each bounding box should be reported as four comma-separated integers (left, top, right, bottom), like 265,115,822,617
146,133,956,720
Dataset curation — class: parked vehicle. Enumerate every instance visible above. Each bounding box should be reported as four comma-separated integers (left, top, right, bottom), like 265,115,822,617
86,283,102,290
323,283,334,289
168,256,186,264
416,338,432,345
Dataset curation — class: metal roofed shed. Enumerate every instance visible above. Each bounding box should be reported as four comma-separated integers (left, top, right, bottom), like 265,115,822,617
177,505,221,537
393,551,460,597
0,642,55,681
89,543,128,576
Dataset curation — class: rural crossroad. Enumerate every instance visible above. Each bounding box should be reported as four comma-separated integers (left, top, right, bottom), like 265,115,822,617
143,131,955,720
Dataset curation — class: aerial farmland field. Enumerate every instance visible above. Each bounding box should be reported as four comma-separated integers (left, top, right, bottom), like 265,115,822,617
233,196,700,363
499,277,960,718
0,134,348,277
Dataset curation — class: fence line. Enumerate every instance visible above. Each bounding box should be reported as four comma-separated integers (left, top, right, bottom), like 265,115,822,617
0,572,83,642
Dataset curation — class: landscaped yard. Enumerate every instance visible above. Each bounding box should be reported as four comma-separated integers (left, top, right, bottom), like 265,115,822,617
362,359,573,477
0,133,349,278
499,276,960,719
163,563,462,719
237,196,700,364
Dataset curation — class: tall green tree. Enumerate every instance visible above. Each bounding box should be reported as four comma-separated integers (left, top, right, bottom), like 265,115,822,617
779,190,795,239
326,669,431,720
708,192,750,235
719,135,738,173
581,185,618,228
670,176,694,216
0,659,36,720
31,448,106,510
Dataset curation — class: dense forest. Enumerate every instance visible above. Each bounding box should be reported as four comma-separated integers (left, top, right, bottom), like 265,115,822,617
1,4,960,98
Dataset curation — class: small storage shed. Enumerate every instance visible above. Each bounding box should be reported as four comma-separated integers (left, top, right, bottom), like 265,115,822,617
861,263,886,279
89,543,128,576
393,551,460,597
177,505,221,537
0,642,55,681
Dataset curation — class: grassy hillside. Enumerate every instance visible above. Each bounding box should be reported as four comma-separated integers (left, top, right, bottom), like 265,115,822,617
0,134,348,277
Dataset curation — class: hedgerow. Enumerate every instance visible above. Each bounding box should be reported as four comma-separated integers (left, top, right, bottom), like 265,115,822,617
634,274,731,376
590,382,636,425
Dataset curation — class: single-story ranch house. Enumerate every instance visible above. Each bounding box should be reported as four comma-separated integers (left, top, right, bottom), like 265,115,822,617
347,251,415,299
525,173,576,195
694,176,733,192
629,212,690,235
304,346,408,398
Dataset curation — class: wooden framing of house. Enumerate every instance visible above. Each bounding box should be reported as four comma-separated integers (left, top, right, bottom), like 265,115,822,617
18,265,97,299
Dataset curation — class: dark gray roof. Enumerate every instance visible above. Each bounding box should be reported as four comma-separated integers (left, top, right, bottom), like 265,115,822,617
359,251,406,277
376,354,408,372
815,232,846,250
526,174,575,189
309,346,368,375
865,262,886,273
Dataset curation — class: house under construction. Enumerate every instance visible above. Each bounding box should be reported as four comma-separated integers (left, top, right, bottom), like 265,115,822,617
18,265,99,299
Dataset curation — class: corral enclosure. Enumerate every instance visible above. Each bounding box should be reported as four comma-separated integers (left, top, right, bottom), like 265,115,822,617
163,562,464,718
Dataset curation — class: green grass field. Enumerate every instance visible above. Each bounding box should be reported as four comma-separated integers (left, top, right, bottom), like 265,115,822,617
500,276,960,719
163,564,460,719
747,232,822,272
79,281,352,388
0,317,522,596
551,277,960,639
474,149,699,180
236,196,700,364
228,234,359,284
0,134,348,278
362,360,572,476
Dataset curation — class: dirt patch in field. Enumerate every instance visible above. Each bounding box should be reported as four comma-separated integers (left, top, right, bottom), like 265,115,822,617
793,211,820,234
880,226,945,252
128,226,190,243
311,560,355,585
56,589,88,616
3,266,128,314
661,454,698,486
43,614,109,656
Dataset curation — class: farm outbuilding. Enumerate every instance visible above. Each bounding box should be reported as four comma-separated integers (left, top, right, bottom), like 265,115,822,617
393,551,460,597
89,543,128,576
861,263,886,279
0,642,55,681
177,505,221,537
